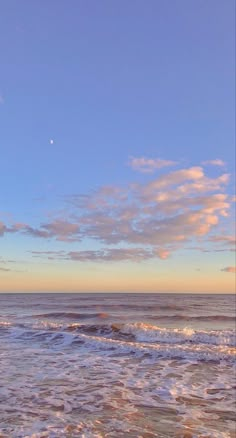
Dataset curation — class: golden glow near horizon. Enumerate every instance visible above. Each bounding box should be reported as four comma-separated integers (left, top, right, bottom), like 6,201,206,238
1,259,235,293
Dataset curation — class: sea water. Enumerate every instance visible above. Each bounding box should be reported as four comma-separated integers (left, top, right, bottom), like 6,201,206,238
0,293,235,437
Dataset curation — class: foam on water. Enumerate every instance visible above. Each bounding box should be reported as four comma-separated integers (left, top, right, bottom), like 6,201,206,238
0,333,235,437
120,322,236,346
3,320,236,363
0,293,235,437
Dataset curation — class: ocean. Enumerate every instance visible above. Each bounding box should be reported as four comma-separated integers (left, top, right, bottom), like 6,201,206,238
0,293,235,438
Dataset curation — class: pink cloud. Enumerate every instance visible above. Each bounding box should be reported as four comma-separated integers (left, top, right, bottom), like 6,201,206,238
221,267,236,273
155,249,170,259
143,167,204,192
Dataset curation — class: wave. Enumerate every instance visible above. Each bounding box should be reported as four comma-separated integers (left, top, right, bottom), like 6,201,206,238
34,312,110,320
118,322,236,347
35,303,185,311
69,322,236,347
32,312,235,324
184,315,235,321
9,327,235,364
2,317,235,363
3,320,235,347
147,314,236,322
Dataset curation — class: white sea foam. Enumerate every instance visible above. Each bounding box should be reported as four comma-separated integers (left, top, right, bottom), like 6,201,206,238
73,332,236,363
3,322,236,363
8,319,236,347
120,322,236,347
0,293,235,437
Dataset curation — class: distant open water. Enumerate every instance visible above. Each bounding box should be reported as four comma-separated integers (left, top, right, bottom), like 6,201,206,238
0,293,235,437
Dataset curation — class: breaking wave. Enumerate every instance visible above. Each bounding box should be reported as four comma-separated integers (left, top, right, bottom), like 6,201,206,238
2,320,235,364
28,320,236,347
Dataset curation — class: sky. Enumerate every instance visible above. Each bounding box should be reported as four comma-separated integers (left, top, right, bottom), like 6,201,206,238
0,0,235,293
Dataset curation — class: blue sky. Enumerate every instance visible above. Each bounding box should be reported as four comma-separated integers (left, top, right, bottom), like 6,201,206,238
0,1,235,292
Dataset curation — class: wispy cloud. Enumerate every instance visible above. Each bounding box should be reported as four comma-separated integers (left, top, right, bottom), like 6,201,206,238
128,157,177,173
202,159,226,167
0,257,17,264
29,248,170,262
221,266,236,273
208,235,235,248
30,250,66,260
68,248,154,262
22,220,81,242
0,222,7,236
0,221,20,236
0,257,25,272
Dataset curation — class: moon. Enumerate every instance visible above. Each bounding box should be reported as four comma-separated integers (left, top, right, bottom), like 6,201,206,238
50,139,54,145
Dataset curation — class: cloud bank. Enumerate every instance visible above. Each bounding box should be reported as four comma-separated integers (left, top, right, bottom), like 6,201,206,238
1,161,234,263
